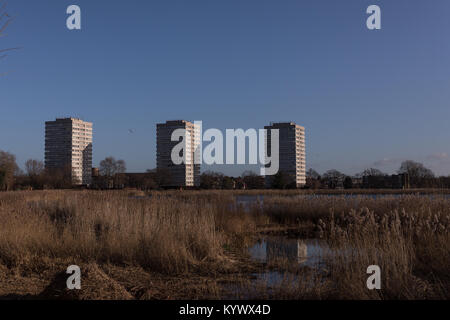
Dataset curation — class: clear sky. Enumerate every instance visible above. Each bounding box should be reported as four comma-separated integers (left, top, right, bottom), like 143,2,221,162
1,0,450,176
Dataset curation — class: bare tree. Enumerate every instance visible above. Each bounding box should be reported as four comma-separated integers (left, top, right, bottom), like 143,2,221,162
322,169,345,189
359,168,385,177
25,159,44,177
398,160,434,179
99,157,115,177
99,157,126,177
22,159,45,189
0,150,18,190
398,160,434,188
306,168,321,189
0,2,17,75
322,169,345,180
306,168,320,180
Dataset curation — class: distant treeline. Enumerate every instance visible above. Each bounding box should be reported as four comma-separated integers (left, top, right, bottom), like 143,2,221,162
2,149,450,191
305,161,446,190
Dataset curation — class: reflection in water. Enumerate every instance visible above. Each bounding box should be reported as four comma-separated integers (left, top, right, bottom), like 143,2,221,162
249,237,326,268
267,239,308,264
229,237,330,292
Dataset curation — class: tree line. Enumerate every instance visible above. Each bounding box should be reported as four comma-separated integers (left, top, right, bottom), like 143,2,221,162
0,149,267,190
2,148,450,191
0,151,126,190
0,150,74,190
306,160,449,189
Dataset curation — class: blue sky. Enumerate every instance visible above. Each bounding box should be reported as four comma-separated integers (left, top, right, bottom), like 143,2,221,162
1,0,450,176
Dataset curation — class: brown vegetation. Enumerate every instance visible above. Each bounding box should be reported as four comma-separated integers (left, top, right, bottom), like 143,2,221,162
0,190,448,299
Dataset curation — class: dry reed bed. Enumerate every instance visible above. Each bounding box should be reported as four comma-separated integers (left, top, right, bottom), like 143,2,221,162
0,191,229,274
257,194,450,299
0,190,449,299
262,194,450,223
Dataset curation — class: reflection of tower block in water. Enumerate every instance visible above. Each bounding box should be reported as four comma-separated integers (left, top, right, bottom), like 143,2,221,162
266,239,308,264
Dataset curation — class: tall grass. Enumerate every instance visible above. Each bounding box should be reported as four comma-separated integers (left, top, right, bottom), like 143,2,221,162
259,194,450,299
262,194,450,223
0,190,448,299
314,207,449,299
0,191,226,274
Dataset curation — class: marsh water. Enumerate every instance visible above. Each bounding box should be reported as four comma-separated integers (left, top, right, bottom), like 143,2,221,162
129,193,440,295
219,236,331,298
234,194,345,291
249,237,327,268
247,237,329,287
